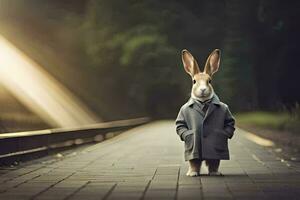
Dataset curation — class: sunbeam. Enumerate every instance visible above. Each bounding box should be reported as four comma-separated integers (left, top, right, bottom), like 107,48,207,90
0,35,100,128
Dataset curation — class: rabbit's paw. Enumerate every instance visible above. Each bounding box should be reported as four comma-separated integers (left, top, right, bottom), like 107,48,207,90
186,170,199,177
208,171,223,176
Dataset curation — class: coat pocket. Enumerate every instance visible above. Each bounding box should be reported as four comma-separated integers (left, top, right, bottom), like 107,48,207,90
214,129,228,151
184,131,194,151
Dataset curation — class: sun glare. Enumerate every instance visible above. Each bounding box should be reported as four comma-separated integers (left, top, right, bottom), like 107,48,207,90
0,35,99,128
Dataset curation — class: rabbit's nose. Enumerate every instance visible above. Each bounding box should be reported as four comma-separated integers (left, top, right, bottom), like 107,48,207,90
200,88,206,93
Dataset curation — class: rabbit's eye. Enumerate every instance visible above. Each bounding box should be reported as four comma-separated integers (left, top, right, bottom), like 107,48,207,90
193,80,196,84
208,79,212,84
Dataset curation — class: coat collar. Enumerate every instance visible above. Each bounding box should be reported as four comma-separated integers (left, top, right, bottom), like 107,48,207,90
187,93,221,118
187,93,221,107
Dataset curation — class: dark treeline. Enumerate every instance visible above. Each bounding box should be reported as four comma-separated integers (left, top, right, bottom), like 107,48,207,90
1,0,299,119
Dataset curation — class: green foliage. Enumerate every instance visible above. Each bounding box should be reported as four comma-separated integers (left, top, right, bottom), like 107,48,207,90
76,0,300,118
6,0,298,119
73,0,191,118
236,111,300,133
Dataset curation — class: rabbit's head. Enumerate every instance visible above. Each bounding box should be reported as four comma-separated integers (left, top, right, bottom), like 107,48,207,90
181,49,221,102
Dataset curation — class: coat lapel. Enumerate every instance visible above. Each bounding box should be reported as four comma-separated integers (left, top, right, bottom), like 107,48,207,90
204,103,216,120
188,94,221,119
193,103,206,117
204,94,221,120
187,98,205,117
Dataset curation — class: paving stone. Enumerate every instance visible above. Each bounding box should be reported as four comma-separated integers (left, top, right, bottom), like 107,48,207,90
0,121,299,200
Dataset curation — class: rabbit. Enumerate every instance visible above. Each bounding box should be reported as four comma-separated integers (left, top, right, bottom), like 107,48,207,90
175,49,235,176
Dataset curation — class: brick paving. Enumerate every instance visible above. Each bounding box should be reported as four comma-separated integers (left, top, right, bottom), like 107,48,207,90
0,121,299,200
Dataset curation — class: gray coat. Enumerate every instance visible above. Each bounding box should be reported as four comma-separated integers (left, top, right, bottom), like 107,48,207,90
175,94,235,161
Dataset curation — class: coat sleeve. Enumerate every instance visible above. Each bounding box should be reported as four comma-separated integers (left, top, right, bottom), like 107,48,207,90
175,107,193,141
223,105,235,139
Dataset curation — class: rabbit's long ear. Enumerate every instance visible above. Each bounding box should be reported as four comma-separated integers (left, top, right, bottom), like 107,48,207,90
181,49,200,76
204,49,221,76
